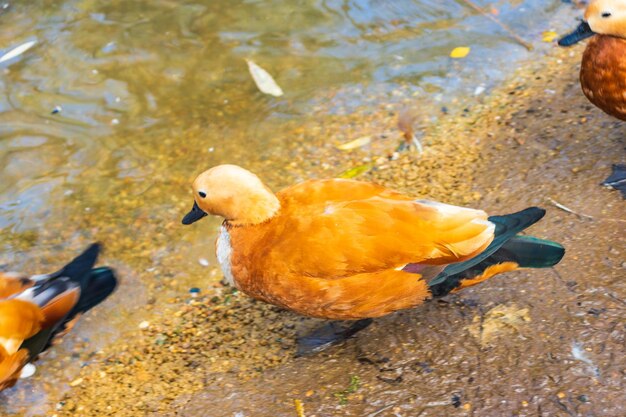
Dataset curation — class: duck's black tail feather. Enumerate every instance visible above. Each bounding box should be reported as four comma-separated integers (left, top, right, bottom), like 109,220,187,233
429,207,564,297
21,244,118,360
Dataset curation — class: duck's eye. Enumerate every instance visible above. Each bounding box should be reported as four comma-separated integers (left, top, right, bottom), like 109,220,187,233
602,12,612,18
198,191,207,198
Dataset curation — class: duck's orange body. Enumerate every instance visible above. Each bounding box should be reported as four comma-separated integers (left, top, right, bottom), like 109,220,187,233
224,180,493,319
581,35,626,120
183,165,565,321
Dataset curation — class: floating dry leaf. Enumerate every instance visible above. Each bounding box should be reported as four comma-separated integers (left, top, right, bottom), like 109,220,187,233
338,163,373,179
336,136,371,150
542,31,558,42
450,46,470,59
0,40,37,64
467,304,530,347
245,59,284,97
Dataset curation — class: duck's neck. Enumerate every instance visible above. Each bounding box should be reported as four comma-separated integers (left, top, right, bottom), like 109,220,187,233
226,192,280,227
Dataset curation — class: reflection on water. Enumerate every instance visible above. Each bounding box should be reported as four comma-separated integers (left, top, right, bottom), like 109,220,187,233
0,0,573,415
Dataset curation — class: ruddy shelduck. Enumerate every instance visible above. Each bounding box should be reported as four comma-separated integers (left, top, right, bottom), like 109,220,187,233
182,165,565,339
559,0,626,196
0,244,117,391
559,0,626,120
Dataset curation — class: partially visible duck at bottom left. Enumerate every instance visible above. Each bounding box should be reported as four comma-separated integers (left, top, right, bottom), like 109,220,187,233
0,243,117,392
182,165,565,355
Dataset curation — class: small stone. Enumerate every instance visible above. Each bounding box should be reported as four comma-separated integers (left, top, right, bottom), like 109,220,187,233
19,363,36,379
139,321,150,330
198,258,209,267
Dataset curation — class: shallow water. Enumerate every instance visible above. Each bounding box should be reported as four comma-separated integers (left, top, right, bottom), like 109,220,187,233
0,0,584,415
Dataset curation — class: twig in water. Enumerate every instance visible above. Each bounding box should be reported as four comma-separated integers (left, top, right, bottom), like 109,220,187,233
547,198,594,220
368,404,395,417
460,0,534,51
607,293,626,306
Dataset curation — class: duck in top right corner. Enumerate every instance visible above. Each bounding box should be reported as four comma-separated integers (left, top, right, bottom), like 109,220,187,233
559,0,626,120
558,0,626,197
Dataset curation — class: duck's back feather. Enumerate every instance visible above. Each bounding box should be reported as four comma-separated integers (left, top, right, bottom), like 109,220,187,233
257,179,495,278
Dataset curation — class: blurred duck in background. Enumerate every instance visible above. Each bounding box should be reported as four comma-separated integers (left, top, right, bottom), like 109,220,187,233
0,243,117,391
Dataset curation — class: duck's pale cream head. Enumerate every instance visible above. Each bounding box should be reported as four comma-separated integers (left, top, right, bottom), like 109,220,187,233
181,164,280,226
559,0,626,46
586,0,626,36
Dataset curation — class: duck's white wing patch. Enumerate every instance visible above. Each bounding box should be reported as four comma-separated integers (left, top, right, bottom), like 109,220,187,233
216,226,236,286
415,199,495,258
415,199,480,215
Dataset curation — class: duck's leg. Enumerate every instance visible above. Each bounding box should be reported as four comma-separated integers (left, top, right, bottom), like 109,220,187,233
295,319,373,356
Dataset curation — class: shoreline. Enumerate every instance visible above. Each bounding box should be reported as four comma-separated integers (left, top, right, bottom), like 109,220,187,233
6,42,625,417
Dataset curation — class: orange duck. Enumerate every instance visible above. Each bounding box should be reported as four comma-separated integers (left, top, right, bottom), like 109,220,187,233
559,0,626,196
0,244,117,391
182,165,564,352
559,0,626,120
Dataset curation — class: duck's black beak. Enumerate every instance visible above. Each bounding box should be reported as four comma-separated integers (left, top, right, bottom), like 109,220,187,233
558,21,595,46
182,201,207,225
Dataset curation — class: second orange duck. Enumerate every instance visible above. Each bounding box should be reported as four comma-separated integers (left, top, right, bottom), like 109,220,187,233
558,0,626,196
182,165,564,326
559,0,626,120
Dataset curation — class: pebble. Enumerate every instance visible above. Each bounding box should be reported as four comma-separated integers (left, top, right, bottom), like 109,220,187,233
474,85,486,96
19,363,36,379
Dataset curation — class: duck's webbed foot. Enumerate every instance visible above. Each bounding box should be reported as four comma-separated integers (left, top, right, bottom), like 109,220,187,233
295,318,373,356
602,164,626,199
